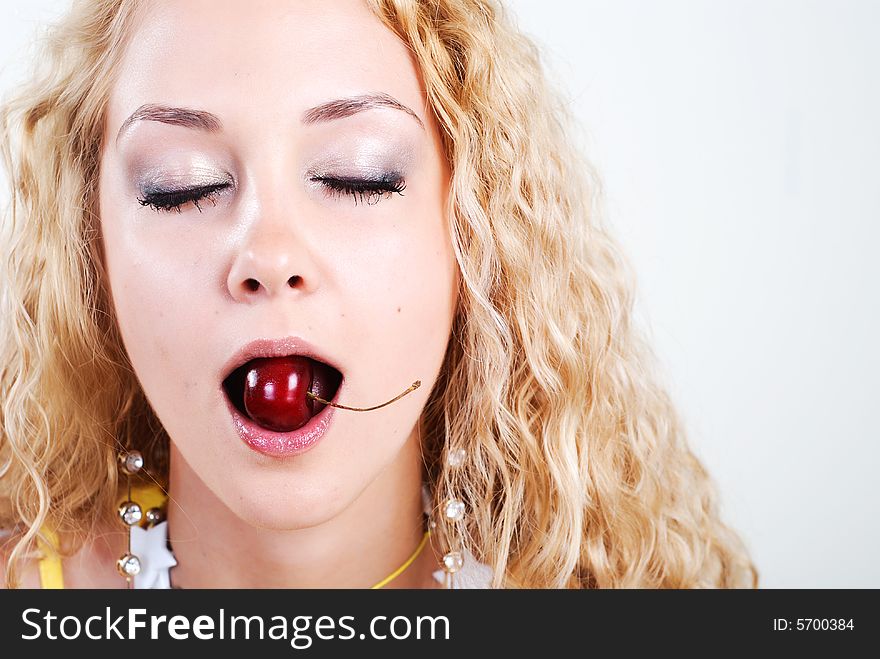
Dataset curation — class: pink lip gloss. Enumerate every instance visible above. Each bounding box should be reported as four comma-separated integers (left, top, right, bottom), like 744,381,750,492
224,387,338,457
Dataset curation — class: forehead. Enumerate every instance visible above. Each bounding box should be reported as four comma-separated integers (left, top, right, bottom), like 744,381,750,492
106,0,425,137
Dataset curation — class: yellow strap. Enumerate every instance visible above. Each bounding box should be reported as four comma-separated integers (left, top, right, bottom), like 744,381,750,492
36,527,64,590
370,529,431,589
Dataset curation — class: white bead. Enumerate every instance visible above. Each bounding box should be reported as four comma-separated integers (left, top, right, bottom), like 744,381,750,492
448,448,466,468
117,553,141,577
444,498,465,521
442,551,464,573
120,450,144,475
118,501,143,526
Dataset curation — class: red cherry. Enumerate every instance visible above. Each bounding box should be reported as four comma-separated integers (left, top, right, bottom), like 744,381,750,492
242,356,314,432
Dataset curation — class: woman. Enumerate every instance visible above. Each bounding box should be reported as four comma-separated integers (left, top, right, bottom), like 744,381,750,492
0,0,758,589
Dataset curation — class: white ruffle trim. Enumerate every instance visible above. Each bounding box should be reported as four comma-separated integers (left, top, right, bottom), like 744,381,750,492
131,521,177,589
431,548,494,589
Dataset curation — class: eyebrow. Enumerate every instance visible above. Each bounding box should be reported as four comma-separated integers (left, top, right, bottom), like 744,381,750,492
116,104,221,145
116,93,424,144
301,93,424,130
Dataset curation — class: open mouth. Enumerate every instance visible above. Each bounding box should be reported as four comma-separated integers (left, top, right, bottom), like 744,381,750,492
222,355,343,433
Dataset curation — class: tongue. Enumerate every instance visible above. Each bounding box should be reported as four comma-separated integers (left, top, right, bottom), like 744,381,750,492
243,356,315,433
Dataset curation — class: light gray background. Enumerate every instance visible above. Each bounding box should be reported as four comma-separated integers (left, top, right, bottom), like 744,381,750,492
1,1,877,587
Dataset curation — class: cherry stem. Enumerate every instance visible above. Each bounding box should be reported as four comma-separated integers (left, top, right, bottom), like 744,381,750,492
306,380,421,411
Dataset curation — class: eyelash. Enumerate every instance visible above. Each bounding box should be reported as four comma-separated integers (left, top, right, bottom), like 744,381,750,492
136,176,406,214
137,183,229,214
310,175,407,206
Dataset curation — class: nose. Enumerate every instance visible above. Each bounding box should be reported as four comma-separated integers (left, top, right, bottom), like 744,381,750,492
226,206,316,303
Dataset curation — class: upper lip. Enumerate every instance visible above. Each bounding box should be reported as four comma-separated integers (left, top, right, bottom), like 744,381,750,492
219,336,344,383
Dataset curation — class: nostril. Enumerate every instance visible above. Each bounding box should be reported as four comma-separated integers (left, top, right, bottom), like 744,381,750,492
288,276,301,287
244,278,260,292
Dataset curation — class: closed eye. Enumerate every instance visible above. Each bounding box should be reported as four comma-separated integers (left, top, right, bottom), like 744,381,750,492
137,182,231,214
310,175,406,206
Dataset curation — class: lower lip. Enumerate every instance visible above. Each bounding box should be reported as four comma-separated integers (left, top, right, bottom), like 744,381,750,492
222,386,339,458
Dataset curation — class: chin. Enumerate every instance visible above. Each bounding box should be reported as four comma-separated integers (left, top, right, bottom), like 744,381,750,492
221,470,359,532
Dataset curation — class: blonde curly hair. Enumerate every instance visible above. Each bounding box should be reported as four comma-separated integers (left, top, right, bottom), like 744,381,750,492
0,0,758,588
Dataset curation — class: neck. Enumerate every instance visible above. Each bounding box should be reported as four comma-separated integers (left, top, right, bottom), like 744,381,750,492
165,427,438,588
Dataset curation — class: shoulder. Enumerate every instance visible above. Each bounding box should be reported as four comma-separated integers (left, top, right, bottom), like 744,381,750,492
1,522,129,589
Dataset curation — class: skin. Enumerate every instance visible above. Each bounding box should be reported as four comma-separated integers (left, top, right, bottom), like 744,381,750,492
79,0,457,587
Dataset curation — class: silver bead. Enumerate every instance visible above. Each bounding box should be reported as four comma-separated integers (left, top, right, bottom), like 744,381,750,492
442,551,464,573
145,507,164,526
116,553,141,578
444,498,465,521
448,448,466,468
118,501,143,526
119,450,143,475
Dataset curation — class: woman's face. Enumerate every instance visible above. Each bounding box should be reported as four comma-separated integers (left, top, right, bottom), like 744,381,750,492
99,0,457,529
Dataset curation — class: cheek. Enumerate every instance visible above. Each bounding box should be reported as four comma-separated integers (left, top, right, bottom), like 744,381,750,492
101,216,213,412
339,211,458,409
